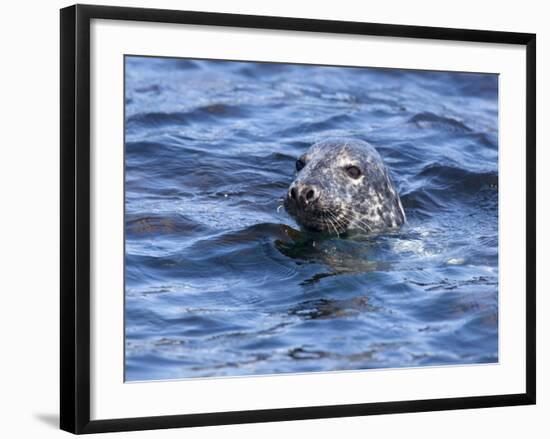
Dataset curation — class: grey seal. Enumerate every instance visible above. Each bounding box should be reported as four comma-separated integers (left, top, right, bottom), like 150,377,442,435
284,138,405,235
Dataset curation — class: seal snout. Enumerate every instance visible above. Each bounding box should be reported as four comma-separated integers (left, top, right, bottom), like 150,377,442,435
288,182,320,208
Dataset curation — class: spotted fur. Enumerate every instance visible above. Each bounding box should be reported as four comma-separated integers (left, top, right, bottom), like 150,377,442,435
284,138,405,235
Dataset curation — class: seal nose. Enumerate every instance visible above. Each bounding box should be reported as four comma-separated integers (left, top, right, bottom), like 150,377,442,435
290,183,319,206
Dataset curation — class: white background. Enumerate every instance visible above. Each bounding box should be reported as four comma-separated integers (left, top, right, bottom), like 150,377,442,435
0,0,546,438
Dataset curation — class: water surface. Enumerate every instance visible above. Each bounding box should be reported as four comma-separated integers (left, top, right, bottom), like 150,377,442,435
124,56,498,381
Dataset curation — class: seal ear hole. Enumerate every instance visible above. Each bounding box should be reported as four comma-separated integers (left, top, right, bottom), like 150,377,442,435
345,165,362,179
296,159,305,172
290,187,297,200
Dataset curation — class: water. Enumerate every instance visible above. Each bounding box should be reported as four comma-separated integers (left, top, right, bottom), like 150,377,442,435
124,56,498,381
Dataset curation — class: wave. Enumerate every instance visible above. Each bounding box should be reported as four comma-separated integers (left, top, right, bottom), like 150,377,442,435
126,213,210,237
418,163,497,191
409,112,472,133
126,104,250,129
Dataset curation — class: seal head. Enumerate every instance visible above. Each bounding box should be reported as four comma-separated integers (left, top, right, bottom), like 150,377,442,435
284,138,405,234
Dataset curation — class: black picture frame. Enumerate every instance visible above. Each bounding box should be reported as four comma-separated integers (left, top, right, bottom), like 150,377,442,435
60,4,536,434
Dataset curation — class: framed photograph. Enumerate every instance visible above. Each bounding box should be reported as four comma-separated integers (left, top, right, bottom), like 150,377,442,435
60,4,536,434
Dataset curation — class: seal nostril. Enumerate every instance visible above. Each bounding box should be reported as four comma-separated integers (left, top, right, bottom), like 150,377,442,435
290,188,297,200
305,189,315,201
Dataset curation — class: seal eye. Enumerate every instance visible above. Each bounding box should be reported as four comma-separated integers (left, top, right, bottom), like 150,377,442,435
345,165,362,179
296,159,305,172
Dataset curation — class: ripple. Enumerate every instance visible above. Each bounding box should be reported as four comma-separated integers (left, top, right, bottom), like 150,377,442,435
124,56,499,380
409,112,471,132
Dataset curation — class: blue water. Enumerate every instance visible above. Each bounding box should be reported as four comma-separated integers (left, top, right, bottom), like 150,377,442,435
124,56,498,381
